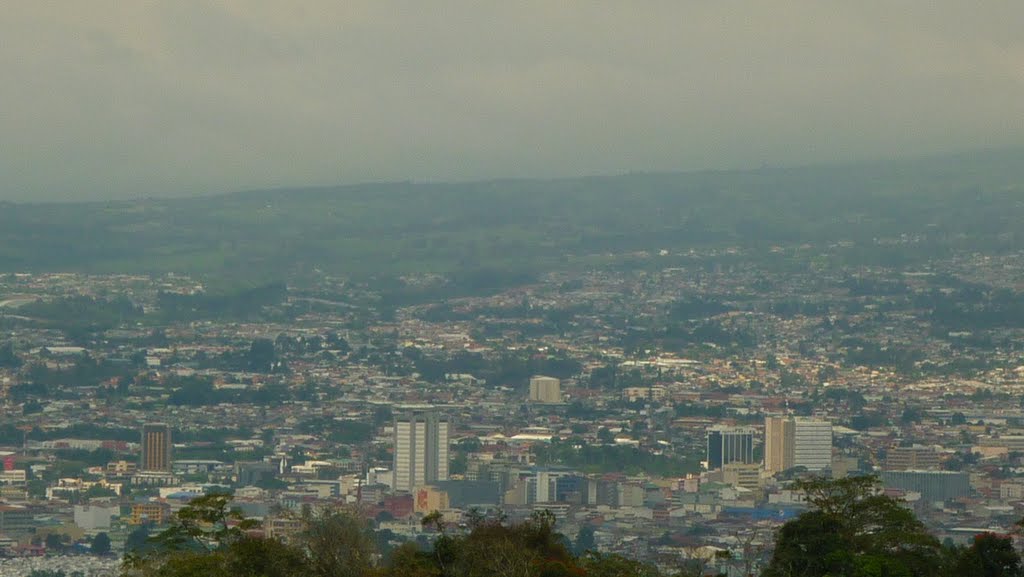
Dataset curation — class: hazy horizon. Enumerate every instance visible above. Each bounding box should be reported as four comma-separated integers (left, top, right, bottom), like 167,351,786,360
3,3,1023,201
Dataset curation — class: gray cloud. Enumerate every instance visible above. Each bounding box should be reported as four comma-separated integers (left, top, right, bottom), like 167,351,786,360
1,2,1022,201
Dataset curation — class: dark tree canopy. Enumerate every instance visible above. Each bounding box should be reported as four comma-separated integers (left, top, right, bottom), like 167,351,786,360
948,533,1023,577
248,338,277,373
120,489,1024,577
91,531,111,556
764,476,944,577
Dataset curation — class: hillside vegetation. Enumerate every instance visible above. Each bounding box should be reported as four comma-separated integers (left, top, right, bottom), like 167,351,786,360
1,149,1021,282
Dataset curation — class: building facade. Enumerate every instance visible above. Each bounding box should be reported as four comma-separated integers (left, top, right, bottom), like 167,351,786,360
140,423,172,473
393,406,450,492
764,416,795,474
881,470,971,502
529,376,562,403
793,417,832,471
764,416,832,473
885,445,940,471
706,426,755,470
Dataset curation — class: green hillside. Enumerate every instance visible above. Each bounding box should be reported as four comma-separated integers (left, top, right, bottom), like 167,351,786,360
1,148,1021,281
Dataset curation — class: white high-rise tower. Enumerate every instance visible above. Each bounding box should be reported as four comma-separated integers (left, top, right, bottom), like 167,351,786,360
393,406,450,492
764,416,832,473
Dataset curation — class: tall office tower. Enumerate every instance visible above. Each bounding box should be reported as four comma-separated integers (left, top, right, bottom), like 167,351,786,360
706,426,755,470
793,417,833,471
140,423,172,472
764,416,795,474
393,406,450,492
529,375,562,403
764,416,833,473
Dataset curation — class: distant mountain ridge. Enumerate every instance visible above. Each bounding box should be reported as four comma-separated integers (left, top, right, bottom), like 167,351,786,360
1,148,1021,281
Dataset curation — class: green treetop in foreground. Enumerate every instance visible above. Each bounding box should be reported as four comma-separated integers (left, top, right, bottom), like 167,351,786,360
764,475,1024,577
125,478,1024,577
123,496,664,577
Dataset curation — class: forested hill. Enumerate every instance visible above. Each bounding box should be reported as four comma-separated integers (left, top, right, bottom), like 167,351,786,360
0,148,1021,280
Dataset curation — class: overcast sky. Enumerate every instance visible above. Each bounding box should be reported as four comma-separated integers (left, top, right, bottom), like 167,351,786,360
2,2,1022,201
